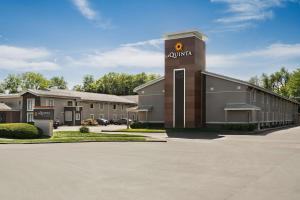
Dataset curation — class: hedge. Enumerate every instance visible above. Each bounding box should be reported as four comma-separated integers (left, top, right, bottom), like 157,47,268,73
222,123,257,131
0,123,40,139
130,122,164,129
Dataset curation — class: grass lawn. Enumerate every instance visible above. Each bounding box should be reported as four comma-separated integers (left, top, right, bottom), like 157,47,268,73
111,128,166,133
0,131,146,144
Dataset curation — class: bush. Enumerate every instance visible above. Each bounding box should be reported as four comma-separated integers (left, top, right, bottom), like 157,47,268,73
130,122,164,129
81,119,98,126
222,123,257,131
79,126,89,133
0,123,40,139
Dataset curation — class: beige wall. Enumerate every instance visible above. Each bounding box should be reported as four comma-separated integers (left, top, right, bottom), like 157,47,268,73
0,97,22,110
137,80,164,122
205,75,248,123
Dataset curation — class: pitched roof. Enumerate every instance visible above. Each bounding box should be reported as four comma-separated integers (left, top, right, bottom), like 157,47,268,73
133,71,299,104
224,103,261,111
0,103,12,111
120,95,138,104
0,93,21,99
23,89,136,104
133,76,165,92
202,71,299,104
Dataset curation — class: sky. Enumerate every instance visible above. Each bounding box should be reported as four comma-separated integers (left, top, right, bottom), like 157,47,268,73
0,0,300,88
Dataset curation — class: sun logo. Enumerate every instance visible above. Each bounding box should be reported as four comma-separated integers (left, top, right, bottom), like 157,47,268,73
175,42,183,51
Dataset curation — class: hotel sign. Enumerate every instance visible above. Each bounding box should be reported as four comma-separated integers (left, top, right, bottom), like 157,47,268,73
33,108,54,120
166,42,193,59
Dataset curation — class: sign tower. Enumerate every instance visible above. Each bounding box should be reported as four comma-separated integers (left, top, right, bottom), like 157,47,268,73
164,30,206,128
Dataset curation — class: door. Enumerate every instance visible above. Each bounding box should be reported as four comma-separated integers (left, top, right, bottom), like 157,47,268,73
0,112,6,123
174,69,185,128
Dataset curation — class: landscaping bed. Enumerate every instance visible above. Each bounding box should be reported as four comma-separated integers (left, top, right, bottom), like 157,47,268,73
0,131,147,144
102,128,166,133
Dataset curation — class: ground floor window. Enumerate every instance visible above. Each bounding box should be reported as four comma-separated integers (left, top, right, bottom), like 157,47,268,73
90,114,94,120
75,113,81,121
113,114,117,120
99,114,104,119
27,112,34,122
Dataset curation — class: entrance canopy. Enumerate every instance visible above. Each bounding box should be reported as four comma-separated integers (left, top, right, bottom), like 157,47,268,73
127,105,153,113
0,103,12,111
224,103,261,111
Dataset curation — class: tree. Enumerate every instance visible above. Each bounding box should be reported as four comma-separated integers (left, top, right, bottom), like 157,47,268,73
75,72,160,95
249,67,291,97
73,84,83,91
82,75,96,92
287,68,300,98
49,76,67,89
21,72,49,90
1,74,22,93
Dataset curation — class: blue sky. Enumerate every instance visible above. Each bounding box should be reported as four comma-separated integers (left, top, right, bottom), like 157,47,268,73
0,0,300,88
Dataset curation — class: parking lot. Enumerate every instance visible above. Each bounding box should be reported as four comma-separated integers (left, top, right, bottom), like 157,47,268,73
1,126,300,200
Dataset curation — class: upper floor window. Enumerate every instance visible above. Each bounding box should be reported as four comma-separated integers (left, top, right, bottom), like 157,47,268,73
99,103,104,109
261,93,264,104
113,104,117,110
90,103,94,109
67,101,73,106
252,90,256,103
46,99,54,107
27,98,35,111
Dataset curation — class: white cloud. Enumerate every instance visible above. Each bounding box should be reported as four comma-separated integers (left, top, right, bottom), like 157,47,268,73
71,0,96,20
121,39,163,49
211,0,299,31
207,43,300,69
0,45,59,71
71,0,112,29
66,46,163,69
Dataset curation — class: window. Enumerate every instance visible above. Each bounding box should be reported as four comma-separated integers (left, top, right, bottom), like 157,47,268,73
46,99,54,107
27,98,35,111
121,105,124,110
99,103,104,110
67,101,73,106
113,114,117,120
75,113,81,121
99,114,104,119
75,102,78,106
261,93,264,104
237,86,241,90
90,114,94,120
261,112,264,121
90,103,94,109
252,90,256,103
266,95,269,105
113,104,117,110
27,112,34,122
65,111,72,122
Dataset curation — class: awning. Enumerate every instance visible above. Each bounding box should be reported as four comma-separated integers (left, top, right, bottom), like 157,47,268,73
0,103,12,111
127,105,153,112
224,103,261,111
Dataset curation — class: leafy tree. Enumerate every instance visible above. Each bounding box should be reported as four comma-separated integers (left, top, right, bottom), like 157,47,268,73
287,68,300,98
249,67,291,97
1,74,22,93
21,72,49,90
73,84,83,91
49,76,67,89
76,72,160,95
82,75,96,92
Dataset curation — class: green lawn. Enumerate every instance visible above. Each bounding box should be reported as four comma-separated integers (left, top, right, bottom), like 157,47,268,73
0,131,146,144
112,128,166,133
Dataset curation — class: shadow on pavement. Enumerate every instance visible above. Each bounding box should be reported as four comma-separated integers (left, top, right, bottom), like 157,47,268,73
166,131,224,140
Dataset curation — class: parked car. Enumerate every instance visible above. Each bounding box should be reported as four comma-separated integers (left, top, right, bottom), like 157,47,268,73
81,119,98,126
53,119,60,129
117,118,132,125
109,119,119,125
96,118,109,126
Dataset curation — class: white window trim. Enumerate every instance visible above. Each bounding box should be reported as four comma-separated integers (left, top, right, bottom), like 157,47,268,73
27,112,34,122
27,98,35,111
90,114,95,120
46,99,54,107
173,68,186,128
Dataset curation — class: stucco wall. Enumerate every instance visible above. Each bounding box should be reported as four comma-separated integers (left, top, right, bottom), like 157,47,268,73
137,79,165,122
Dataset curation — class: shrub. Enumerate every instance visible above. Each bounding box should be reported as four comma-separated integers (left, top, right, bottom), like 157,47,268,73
222,123,257,131
81,119,98,126
79,126,89,133
130,122,164,129
0,123,40,139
